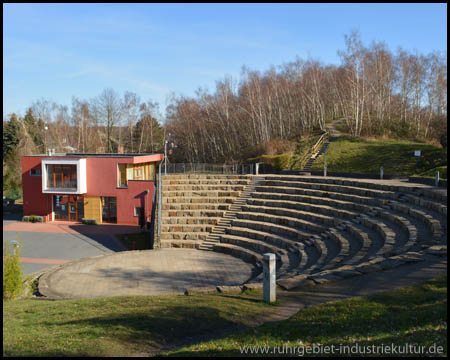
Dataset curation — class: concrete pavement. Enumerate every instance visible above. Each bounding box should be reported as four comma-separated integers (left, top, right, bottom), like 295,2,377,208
3,220,130,274
38,248,255,299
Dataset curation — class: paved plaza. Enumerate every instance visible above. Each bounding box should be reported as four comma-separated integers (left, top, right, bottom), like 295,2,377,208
38,249,255,299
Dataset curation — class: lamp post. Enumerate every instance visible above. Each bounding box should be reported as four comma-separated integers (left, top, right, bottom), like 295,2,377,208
164,140,168,175
44,124,48,155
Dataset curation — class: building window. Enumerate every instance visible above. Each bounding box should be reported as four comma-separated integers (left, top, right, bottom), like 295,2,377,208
29,168,41,176
46,164,77,190
134,206,143,217
134,167,143,179
102,197,117,223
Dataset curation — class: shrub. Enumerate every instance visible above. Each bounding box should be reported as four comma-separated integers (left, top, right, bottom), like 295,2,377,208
22,215,44,223
440,133,447,149
3,242,25,300
82,218,97,225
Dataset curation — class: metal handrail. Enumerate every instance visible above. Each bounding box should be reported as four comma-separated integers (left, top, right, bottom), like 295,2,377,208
299,131,329,170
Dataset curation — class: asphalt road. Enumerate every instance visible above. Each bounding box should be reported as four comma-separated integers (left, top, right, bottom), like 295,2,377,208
3,216,127,275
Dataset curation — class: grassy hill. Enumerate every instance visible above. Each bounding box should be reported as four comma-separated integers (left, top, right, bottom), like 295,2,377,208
3,277,447,356
311,136,447,178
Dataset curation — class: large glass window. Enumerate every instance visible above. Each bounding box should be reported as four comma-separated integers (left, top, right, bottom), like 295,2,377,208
53,195,84,222
46,164,77,190
102,197,117,223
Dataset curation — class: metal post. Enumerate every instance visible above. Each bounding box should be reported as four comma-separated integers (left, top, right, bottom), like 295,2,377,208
255,163,260,175
164,140,168,176
435,171,440,187
262,253,276,303
156,163,162,247
380,166,384,180
10,240,18,255
323,143,327,177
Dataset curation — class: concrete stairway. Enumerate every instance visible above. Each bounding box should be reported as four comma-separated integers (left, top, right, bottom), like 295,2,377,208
160,174,253,248
303,141,329,171
203,174,446,289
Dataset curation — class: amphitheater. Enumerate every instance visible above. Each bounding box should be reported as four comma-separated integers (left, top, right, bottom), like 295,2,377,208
160,173,447,292
38,172,447,299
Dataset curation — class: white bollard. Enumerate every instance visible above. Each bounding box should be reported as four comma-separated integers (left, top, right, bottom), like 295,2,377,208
435,171,440,187
262,253,276,303
255,163,260,175
380,166,384,180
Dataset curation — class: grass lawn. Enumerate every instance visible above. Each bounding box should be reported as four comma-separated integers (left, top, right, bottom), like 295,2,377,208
415,166,448,180
311,136,447,177
3,289,274,357
3,277,446,357
166,277,447,357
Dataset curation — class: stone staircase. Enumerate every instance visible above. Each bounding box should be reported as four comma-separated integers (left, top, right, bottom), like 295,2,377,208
303,141,329,171
200,175,447,289
160,174,253,248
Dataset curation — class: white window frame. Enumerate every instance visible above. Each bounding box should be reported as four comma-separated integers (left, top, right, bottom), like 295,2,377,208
41,158,87,194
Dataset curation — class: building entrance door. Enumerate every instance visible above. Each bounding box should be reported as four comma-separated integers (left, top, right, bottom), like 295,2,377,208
54,195,84,222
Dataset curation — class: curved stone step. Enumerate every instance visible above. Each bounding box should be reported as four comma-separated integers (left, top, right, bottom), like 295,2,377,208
253,187,387,207
387,200,444,242
163,185,246,192
212,243,263,266
250,191,372,213
236,212,327,233
259,180,397,200
226,226,301,251
231,218,316,242
163,197,236,204
247,198,357,221
342,223,374,264
241,204,344,227
163,179,251,185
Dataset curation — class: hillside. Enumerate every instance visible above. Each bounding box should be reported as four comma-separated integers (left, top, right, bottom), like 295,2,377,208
310,136,447,178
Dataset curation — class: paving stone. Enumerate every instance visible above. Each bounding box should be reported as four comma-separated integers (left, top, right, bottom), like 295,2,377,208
184,286,219,295
277,274,310,290
216,285,243,294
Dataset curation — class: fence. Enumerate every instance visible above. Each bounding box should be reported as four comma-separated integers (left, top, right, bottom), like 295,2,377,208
162,163,256,175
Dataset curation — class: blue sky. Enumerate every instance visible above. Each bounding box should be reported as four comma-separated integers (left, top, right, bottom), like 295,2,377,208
3,3,447,119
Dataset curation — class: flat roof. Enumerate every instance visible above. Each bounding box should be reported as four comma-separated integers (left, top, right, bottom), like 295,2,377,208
25,153,163,158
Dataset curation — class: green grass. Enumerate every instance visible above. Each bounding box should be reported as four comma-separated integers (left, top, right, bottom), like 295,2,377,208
311,136,447,176
3,289,274,357
414,166,447,180
166,277,447,357
4,278,447,357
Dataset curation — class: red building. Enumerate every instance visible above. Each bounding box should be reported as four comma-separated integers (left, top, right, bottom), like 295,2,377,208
21,153,164,225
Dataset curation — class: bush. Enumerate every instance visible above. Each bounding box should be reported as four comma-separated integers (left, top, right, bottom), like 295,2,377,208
3,242,25,300
82,218,97,225
22,215,44,223
440,133,447,149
